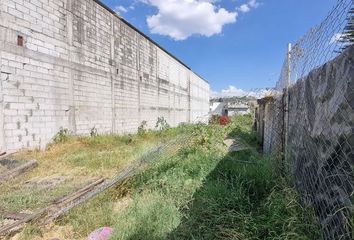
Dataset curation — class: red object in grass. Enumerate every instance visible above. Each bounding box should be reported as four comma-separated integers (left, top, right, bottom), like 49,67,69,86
219,116,230,126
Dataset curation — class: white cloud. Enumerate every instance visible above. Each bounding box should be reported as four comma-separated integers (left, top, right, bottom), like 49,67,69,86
143,0,237,40
330,33,346,44
238,4,250,13
211,85,274,98
218,85,248,97
236,0,259,13
114,5,128,15
248,0,260,8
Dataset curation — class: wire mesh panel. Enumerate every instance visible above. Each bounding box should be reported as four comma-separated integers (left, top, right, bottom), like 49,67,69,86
260,1,354,239
286,47,354,239
261,96,284,168
276,0,353,91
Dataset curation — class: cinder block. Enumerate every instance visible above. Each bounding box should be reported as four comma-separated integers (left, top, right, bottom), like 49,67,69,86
8,7,24,18
15,3,30,14
0,0,209,151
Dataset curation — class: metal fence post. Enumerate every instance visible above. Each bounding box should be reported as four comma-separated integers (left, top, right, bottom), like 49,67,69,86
284,43,291,167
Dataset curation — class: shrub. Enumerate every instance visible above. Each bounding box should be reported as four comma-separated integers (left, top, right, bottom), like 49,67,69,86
155,117,170,131
209,115,220,124
53,127,70,143
90,127,98,137
138,121,148,136
219,116,230,126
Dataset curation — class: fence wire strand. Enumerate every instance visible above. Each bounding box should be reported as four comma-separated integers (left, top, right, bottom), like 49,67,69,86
276,0,353,90
258,0,354,239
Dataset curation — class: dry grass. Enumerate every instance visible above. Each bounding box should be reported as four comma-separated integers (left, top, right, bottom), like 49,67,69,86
14,134,163,178
0,133,166,214
0,165,7,173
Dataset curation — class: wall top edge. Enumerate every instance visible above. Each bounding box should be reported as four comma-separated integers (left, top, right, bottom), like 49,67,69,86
92,0,209,85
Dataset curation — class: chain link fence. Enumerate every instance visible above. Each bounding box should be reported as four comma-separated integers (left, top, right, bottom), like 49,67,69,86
276,0,353,90
0,129,198,235
256,0,354,239
42,131,195,223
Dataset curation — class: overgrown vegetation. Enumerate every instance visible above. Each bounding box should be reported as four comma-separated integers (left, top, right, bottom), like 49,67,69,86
137,121,148,136
155,117,170,131
52,127,70,144
0,129,179,216
90,126,98,137
4,115,320,240
108,115,320,239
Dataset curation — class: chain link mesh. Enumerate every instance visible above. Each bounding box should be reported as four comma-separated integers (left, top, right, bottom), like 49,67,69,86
276,0,353,91
257,1,354,239
43,132,194,222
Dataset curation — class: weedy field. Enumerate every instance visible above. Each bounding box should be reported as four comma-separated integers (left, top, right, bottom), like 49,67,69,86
2,115,320,240
0,133,166,213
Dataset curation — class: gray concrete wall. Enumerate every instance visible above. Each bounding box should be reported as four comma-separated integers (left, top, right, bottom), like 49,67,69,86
254,100,265,143
262,96,283,158
0,0,210,151
287,46,353,239
255,96,282,153
255,45,354,239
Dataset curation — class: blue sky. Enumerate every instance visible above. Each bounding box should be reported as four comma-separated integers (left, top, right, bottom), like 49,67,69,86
101,0,336,96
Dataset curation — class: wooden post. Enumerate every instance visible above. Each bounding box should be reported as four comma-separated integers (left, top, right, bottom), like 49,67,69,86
0,160,38,183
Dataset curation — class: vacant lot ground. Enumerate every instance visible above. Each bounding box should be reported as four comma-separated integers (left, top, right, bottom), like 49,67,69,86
2,115,320,240
0,133,165,213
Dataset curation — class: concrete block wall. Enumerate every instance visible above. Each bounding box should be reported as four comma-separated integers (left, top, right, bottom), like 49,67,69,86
0,0,210,151
262,96,283,158
190,72,210,122
254,46,354,239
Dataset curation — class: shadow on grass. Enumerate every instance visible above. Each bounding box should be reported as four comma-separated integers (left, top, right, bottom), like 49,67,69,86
109,119,320,240
166,150,269,240
167,149,320,240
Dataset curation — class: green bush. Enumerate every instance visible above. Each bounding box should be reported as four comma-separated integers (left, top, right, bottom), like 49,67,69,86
209,115,220,124
53,127,70,143
155,117,170,131
90,126,98,137
138,121,148,136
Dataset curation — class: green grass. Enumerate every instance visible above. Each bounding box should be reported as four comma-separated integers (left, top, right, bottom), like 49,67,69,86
167,151,320,240
0,180,82,212
107,115,320,239
6,115,320,239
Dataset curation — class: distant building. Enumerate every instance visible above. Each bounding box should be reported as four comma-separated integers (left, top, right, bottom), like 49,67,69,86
210,101,228,116
227,103,250,116
210,99,251,116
